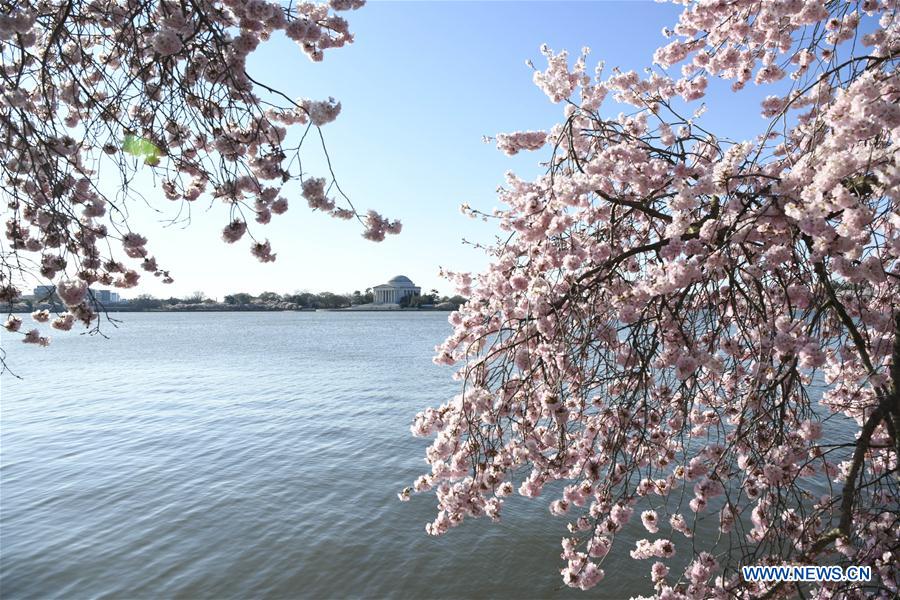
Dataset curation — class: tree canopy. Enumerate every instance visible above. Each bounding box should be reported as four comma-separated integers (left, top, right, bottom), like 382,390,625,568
405,2,899,597
1,0,398,344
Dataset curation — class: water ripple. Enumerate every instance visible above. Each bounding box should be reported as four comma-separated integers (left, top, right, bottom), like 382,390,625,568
3,313,654,599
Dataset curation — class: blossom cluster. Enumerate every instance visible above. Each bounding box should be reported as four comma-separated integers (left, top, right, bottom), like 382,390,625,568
495,131,548,156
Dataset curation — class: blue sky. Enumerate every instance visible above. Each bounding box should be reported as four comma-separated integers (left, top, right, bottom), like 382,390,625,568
128,1,771,300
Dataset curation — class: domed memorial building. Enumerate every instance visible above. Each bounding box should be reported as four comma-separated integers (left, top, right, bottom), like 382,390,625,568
372,275,421,305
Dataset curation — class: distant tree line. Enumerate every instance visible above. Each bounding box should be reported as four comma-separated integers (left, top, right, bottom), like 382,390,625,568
225,290,364,309
124,290,359,310
398,289,467,309
122,289,467,311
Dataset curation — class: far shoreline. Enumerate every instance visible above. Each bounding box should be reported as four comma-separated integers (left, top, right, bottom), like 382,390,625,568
8,305,459,314
14,283,467,315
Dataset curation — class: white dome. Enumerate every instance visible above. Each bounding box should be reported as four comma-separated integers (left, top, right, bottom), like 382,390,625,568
387,275,416,287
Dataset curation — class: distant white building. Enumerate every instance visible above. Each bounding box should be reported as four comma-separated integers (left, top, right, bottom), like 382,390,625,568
33,285,56,301
92,289,120,304
372,275,421,305
32,285,119,304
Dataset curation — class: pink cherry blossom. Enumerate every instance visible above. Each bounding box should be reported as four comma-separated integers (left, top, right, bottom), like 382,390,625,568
641,510,660,533
56,280,88,307
4,316,22,332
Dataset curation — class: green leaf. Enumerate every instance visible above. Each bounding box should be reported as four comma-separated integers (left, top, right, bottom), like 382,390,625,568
122,134,162,163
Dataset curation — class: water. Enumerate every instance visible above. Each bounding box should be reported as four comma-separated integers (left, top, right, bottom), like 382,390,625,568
2,312,658,599
0,313,866,599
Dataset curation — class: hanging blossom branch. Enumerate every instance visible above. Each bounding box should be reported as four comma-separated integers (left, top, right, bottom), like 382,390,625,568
406,1,898,598
0,0,400,347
